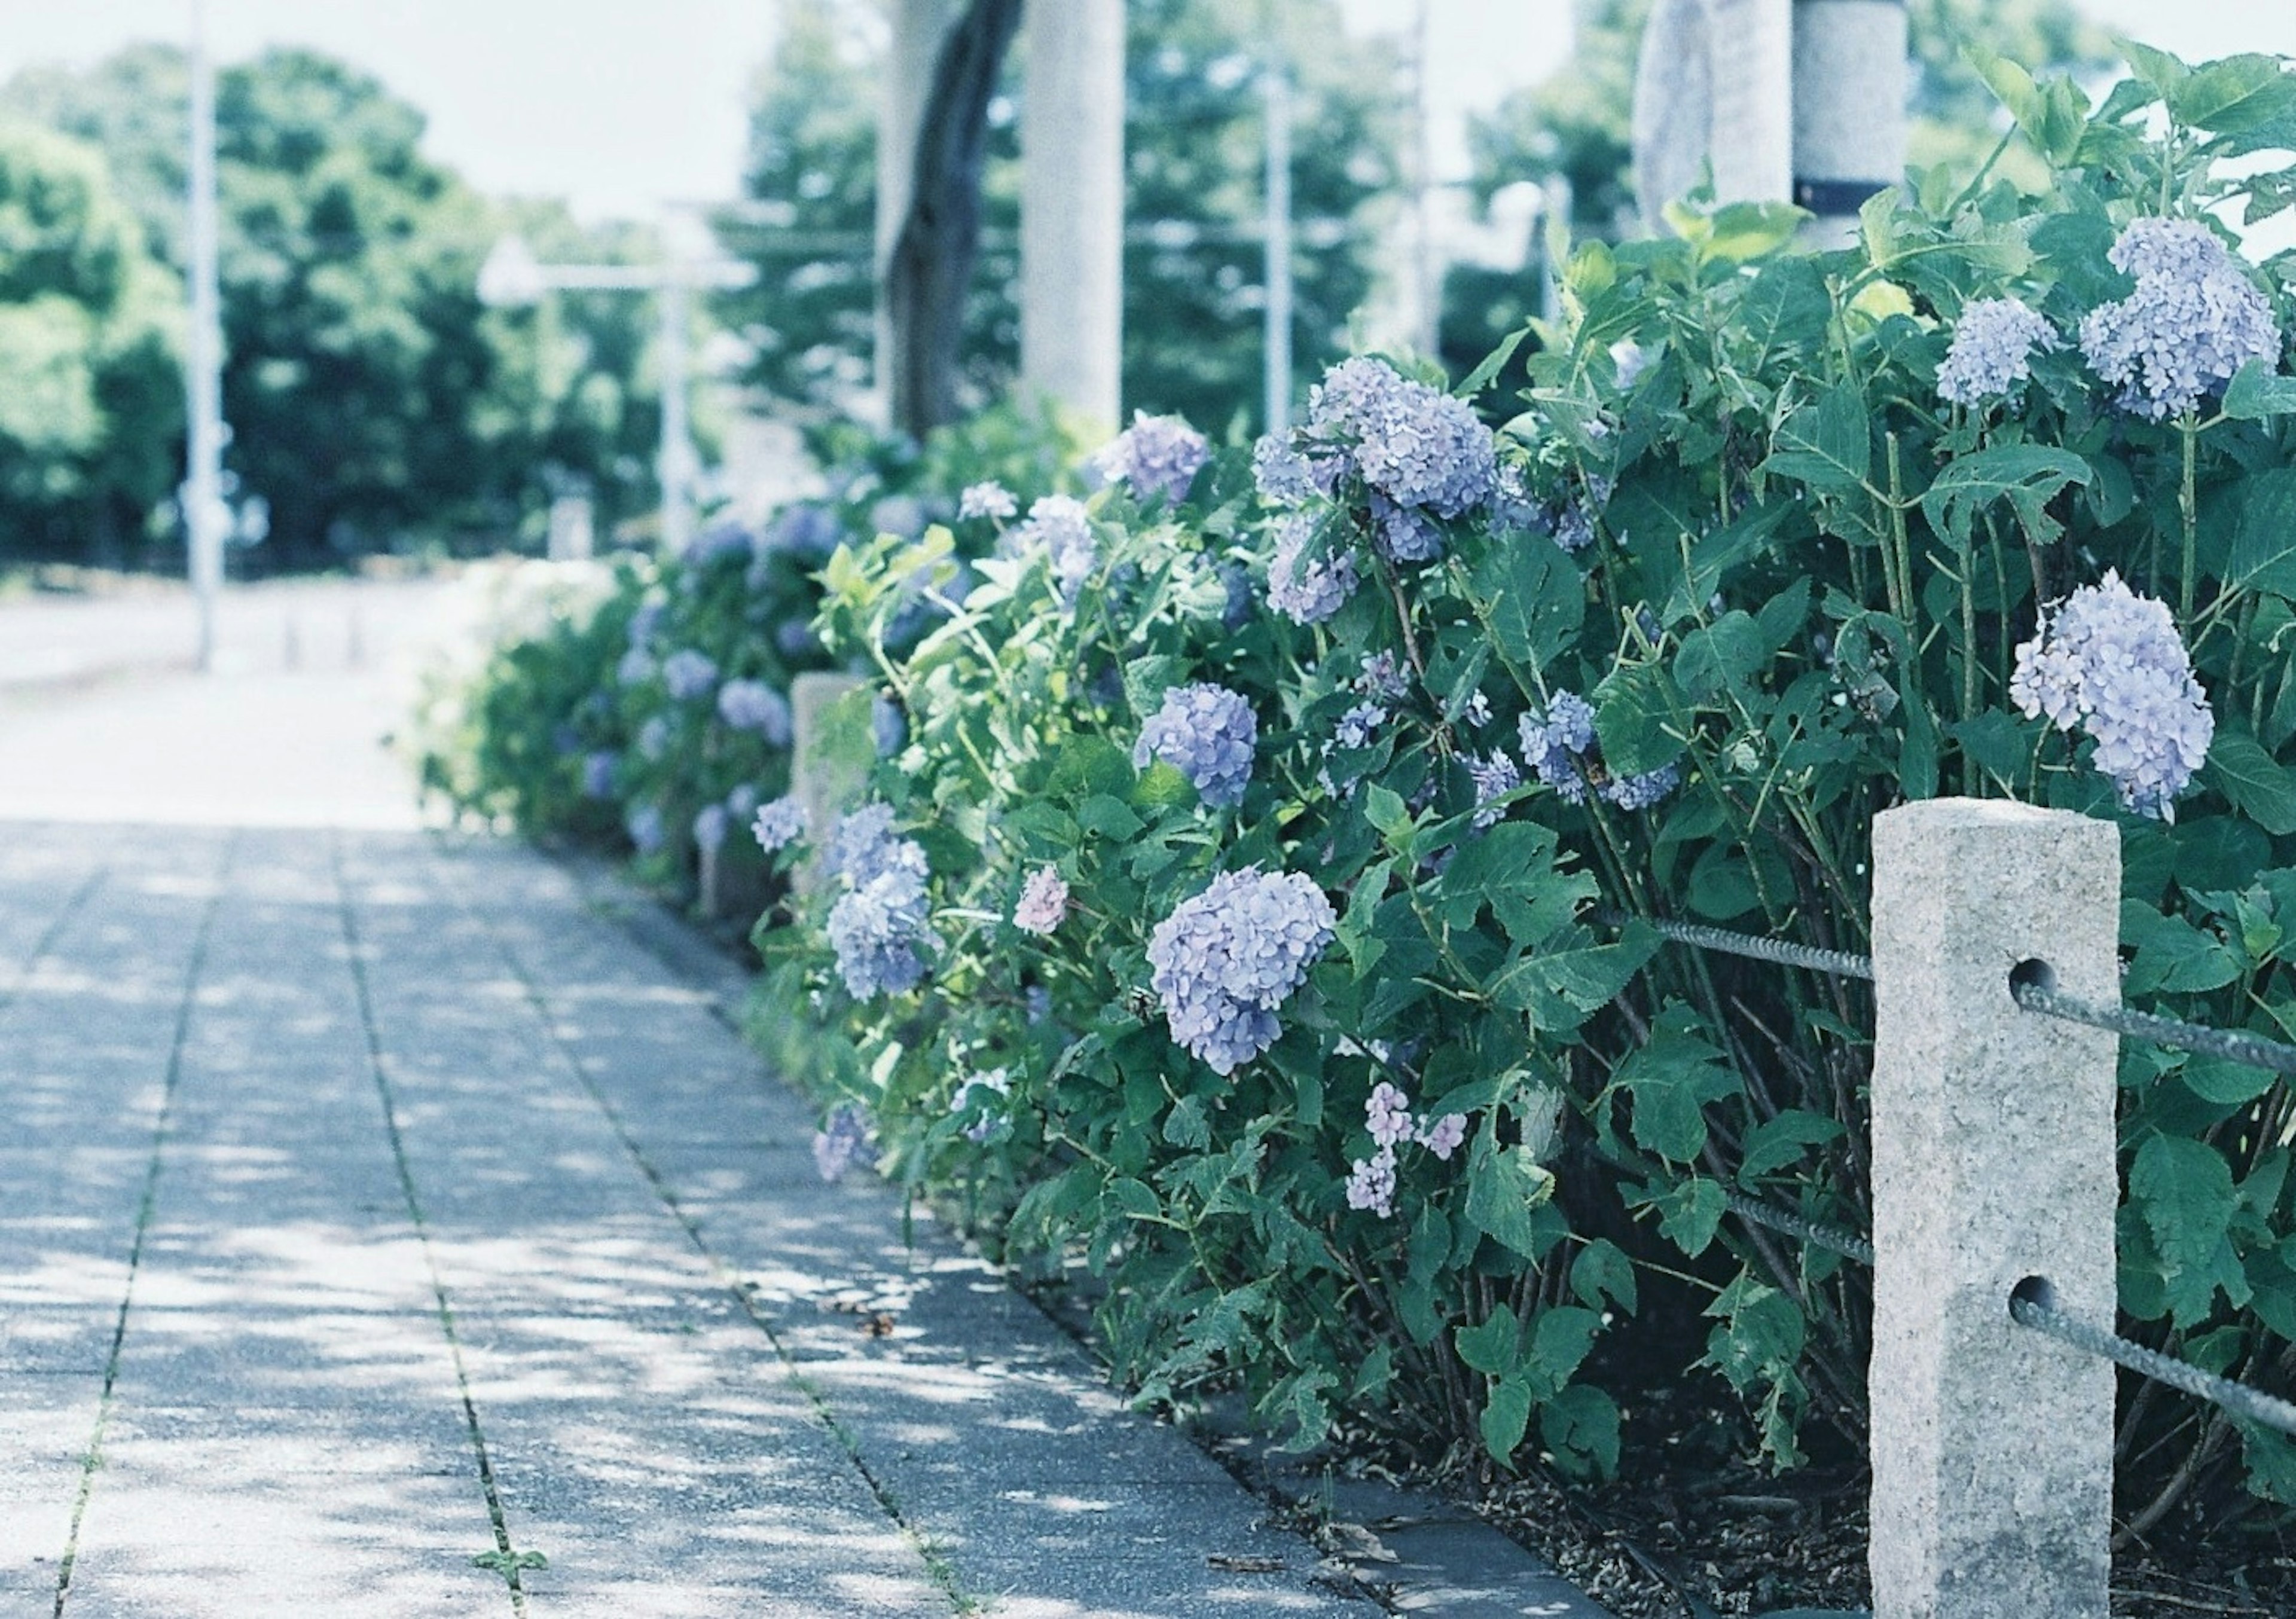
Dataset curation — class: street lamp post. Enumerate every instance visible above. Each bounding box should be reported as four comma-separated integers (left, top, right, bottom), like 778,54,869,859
185,0,227,671
477,231,752,556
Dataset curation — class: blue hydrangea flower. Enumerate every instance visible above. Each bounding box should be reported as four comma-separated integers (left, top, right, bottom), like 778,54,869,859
813,1102,876,1182
826,867,929,1000
636,713,672,762
616,647,656,686
1344,1146,1397,1217
2010,570,2214,819
958,481,1018,521
625,802,665,855
1468,750,1522,829
581,751,618,799
1552,503,1596,554
1937,297,2059,407
716,679,793,746
1489,463,1547,536
1357,652,1410,702
871,494,930,539
692,804,729,853
661,649,719,702
752,795,808,853
948,1068,1012,1144
1135,684,1257,808
1252,435,1318,505
1266,514,1358,625
626,600,664,650
775,619,822,658
1095,411,1209,504
725,783,760,819
1369,493,1444,563
828,804,929,889
1306,356,1498,520
1519,693,1597,805
1010,494,1098,611
1333,701,1385,752
2079,219,2280,420
872,693,906,759
1146,868,1337,1075
685,520,755,566
765,503,844,561
1601,763,1681,811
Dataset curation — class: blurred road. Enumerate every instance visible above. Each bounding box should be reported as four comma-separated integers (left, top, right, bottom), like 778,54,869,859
0,577,449,829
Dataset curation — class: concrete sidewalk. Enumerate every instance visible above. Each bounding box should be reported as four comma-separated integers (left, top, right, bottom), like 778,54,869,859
0,819,1367,1617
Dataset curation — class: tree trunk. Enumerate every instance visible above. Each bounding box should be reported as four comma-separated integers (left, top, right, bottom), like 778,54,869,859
886,0,1022,441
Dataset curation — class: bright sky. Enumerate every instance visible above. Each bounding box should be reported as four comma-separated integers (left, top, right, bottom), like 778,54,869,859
0,2,2289,221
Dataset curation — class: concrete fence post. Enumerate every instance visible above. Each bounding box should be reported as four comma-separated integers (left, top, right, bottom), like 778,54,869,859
790,673,872,897
1791,0,1909,245
1019,0,1125,433
1868,799,2119,1619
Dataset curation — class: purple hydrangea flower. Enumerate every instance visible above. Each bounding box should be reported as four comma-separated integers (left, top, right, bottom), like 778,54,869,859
1601,763,1681,810
1252,435,1318,505
1357,652,1410,702
1095,411,1210,504
752,795,808,853
1519,693,1596,804
716,679,793,746
1146,868,1336,1075
1416,1112,1468,1160
1366,1082,1415,1148
828,804,928,889
1370,493,1445,563
958,481,1018,521
692,804,729,853
1468,750,1522,829
1266,513,1358,625
1937,297,2059,407
2010,570,2214,819
2078,219,2280,420
1333,701,1385,752
1306,357,1498,520
582,750,618,799
1552,503,1596,554
776,619,822,658
813,1103,877,1183
1012,866,1071,936
661,649,719,702
871,494,930,539
1344,1146,1397,1217
1134,684,1258,808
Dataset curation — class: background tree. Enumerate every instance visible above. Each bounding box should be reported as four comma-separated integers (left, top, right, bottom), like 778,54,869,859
0,118,182,564
715,0,1403,435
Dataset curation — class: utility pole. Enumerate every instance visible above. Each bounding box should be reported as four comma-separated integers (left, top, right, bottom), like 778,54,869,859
185,0,227,672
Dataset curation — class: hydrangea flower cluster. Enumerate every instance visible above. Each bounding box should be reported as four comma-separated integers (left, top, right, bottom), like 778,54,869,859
2079,218,2280,420
637,713,671,762
1357,652,1410,702
616,646,655,686
581,750,617,799
1307,359,1496,512
1010,494,1098,611
625,802,665,856
1095,411,1210,503
1552,503,1596,554
813,1102,877,1183
1344,1082,1469,1218
1135,683,1257,808
1012,866,1071,935
1468,750,1522,830
1265,514,1358,625
1937,297,2059,407
684,520,754,567
823,805,932,998
726,783,759,819
871,494,930,539
1251,435,1319,505
661,649,719,702
1518,691,1680,811
692,803,729,853
1146,869,1336,1075
2009,570,2214,819
957,481,1018,521
716,679,793,746
764,503,843,561
752,795,808,853
948,1068,1012,1143
1334,701,1385,752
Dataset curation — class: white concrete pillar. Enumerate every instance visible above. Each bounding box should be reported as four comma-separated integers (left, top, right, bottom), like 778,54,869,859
1020,0,1125,432
1706,0,1794,206
877,0,962,419
1791,0,1908,243
1869,799,2118,1619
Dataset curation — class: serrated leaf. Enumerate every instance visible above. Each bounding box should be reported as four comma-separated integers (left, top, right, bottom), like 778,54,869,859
1762,384,1870,493
1455,1311,1521,1377
1470,531,1586,674
2205,728,2296,835
2222,359,2296,420
1480,1376,1533,1462
2167,53,2296,135
2227,469,2296,599
1919,445,2091,552
2132,1134,2239,1325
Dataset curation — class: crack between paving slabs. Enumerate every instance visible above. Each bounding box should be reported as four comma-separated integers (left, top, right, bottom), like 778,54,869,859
419,839,979,1616
330,834,535,1617
51,841,232,1619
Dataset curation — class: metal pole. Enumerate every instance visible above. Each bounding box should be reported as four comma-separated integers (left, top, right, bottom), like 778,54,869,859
186,0,227,671
1261,59,1293,435
658,268,694,557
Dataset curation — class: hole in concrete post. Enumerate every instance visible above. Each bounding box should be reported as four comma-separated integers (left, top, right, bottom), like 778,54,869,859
2008,957,2056,1005
2010,1274,2056,1316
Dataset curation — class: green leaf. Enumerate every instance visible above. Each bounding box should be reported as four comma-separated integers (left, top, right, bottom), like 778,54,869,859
1470,531,1585,674
1458,324,1531,398
1650,1175,1727,1257
2221,359,2296,421
1949,710,2034,794
2178,1056,2279,1107
1696,201,1807,265
2204,728,2296,835
1674,612,1766,705
2131,1134,2239,1325
1593,660,1684,777
2118,38,2193,102
1076,793,1144,840
1525,1305,1604,1394
1570,1238,1639,1316
2166,54,2296,135
1738,1110,1846,1180
1966,44,2091,164
1539,1383,1622,1477
1614,1007,1739,1164
1762,384,1870,493
1480,1376,1533,1463
1919,445,2091,552
2227,469,2296,599
1455,1311,1521,1377
1465,1128,1558,1260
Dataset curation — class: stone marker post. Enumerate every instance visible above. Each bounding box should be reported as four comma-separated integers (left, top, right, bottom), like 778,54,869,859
1020,0,1124,432
1869,799,2118,1619
790,673,871,897
1791,0,1908,243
